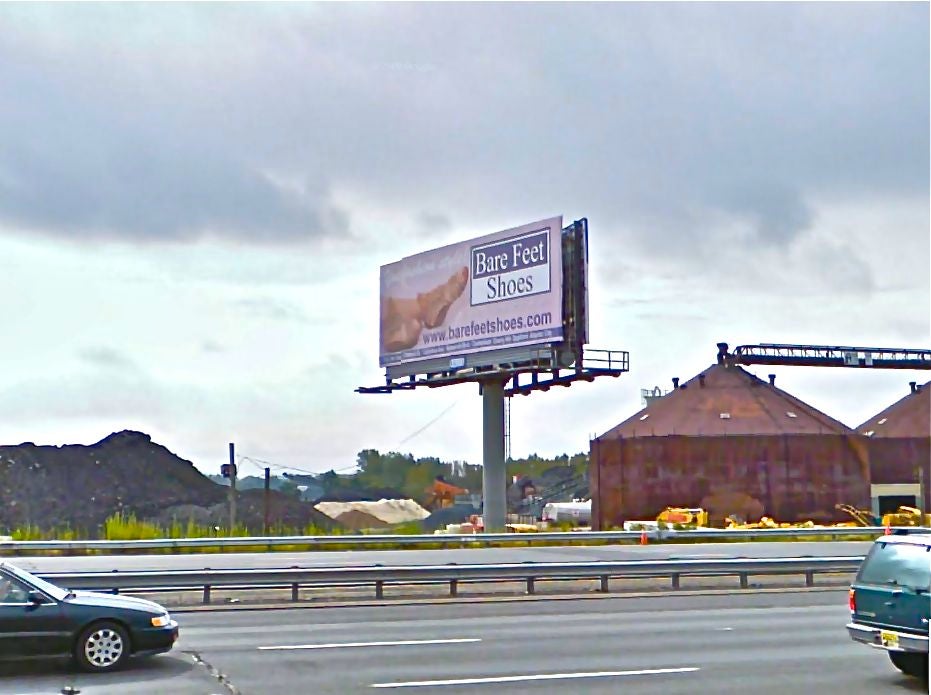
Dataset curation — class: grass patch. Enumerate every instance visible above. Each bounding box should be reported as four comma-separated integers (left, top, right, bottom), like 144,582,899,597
0,513,883,557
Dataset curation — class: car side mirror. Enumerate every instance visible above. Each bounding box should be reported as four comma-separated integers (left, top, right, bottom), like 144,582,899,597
27,590,47,606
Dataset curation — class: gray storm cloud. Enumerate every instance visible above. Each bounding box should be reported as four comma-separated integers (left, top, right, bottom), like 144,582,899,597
77,346,140,371
0,2,926,261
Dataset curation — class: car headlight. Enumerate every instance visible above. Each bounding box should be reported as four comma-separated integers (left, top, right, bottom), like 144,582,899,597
151,614,171,628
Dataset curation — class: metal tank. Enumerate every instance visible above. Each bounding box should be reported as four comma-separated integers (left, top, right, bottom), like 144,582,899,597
591,363,871,529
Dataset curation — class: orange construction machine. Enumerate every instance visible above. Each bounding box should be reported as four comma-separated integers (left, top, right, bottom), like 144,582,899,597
424,477,468,510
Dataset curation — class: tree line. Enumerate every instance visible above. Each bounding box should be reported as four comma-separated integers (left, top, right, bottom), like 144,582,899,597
214,450,589,504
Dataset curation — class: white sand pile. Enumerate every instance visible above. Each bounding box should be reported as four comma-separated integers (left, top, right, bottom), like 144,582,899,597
314,499,430,525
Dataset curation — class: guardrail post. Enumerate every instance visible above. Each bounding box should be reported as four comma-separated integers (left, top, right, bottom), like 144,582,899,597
292,583,299,601
375,580,384,599
671,573,680,590
739,573,748,589
450,579,458,597
805,570,814,587
600,575,609,593
203,585,211,604
526,577,535,595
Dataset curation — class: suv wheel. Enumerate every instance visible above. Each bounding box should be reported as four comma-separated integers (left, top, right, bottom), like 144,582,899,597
888,651,928,680
75,621,130,672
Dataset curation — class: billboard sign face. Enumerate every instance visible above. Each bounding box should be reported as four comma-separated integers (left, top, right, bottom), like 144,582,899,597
380,217,564,368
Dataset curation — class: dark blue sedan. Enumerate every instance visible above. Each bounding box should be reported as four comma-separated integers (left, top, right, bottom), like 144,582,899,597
0,561,178,672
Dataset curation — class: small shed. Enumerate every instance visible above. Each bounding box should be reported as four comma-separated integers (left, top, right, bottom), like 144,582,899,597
858,381,930,516
591,362,871,529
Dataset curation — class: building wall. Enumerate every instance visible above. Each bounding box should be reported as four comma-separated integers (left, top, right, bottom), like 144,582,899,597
867,437,931,511
591,434,871,529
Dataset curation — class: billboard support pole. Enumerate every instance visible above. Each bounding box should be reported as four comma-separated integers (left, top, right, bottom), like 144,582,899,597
481,377,508,532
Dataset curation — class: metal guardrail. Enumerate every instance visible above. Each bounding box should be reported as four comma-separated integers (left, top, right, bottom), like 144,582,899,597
35,556,865,604
0,526,919,554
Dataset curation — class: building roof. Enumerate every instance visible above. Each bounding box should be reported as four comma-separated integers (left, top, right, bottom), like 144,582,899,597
857,381,930,439
598,363,854,439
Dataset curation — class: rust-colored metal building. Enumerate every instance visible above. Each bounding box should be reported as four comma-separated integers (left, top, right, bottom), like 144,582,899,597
590,362,871,529
858,381,930,516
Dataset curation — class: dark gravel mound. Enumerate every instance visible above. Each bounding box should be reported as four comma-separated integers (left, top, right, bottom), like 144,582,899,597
0,430,338,535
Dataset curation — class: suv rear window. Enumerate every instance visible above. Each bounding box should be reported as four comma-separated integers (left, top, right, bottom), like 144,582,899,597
858,541,931,591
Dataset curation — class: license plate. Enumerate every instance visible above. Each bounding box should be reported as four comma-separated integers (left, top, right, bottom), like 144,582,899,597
880,631,899,649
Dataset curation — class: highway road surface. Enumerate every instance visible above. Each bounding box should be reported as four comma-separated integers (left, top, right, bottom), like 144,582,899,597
1,589,925,695
11,540,873,575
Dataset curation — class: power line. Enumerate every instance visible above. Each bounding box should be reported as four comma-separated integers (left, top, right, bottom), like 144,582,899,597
239,455,360,477
239,455,320,477
236,400,461,478
398,400,460,445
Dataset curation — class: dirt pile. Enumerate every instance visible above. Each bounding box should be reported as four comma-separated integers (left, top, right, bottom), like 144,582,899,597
334,509,390,530
0,430,337,535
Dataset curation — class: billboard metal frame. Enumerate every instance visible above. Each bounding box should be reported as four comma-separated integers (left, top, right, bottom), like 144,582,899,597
361,219,627,395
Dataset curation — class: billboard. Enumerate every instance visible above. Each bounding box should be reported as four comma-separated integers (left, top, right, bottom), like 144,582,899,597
380,217,564,368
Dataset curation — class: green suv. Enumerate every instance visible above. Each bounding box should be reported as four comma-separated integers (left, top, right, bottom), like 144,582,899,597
847,533,929,680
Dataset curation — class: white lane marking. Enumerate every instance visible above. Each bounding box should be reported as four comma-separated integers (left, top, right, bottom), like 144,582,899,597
371,666,700,688
715,627,734,631
259,638,481,651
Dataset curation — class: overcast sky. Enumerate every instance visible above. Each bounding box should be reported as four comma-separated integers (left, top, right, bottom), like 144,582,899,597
1,3,928,479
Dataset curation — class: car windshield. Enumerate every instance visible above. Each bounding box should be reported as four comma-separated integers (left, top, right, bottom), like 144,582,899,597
2,563,69,601
858,541,931,591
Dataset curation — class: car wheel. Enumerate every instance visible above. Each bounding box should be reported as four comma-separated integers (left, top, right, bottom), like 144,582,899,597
888,651,928,680
75,621,130,673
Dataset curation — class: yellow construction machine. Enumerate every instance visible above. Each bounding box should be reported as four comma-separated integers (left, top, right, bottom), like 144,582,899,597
724,516,816,530
656,507,709,528
835,504,877,527
882,505,931,527
835,503,931,528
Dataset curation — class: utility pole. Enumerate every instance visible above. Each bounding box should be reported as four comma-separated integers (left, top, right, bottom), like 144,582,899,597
228,442,237,532
263,467,271,535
